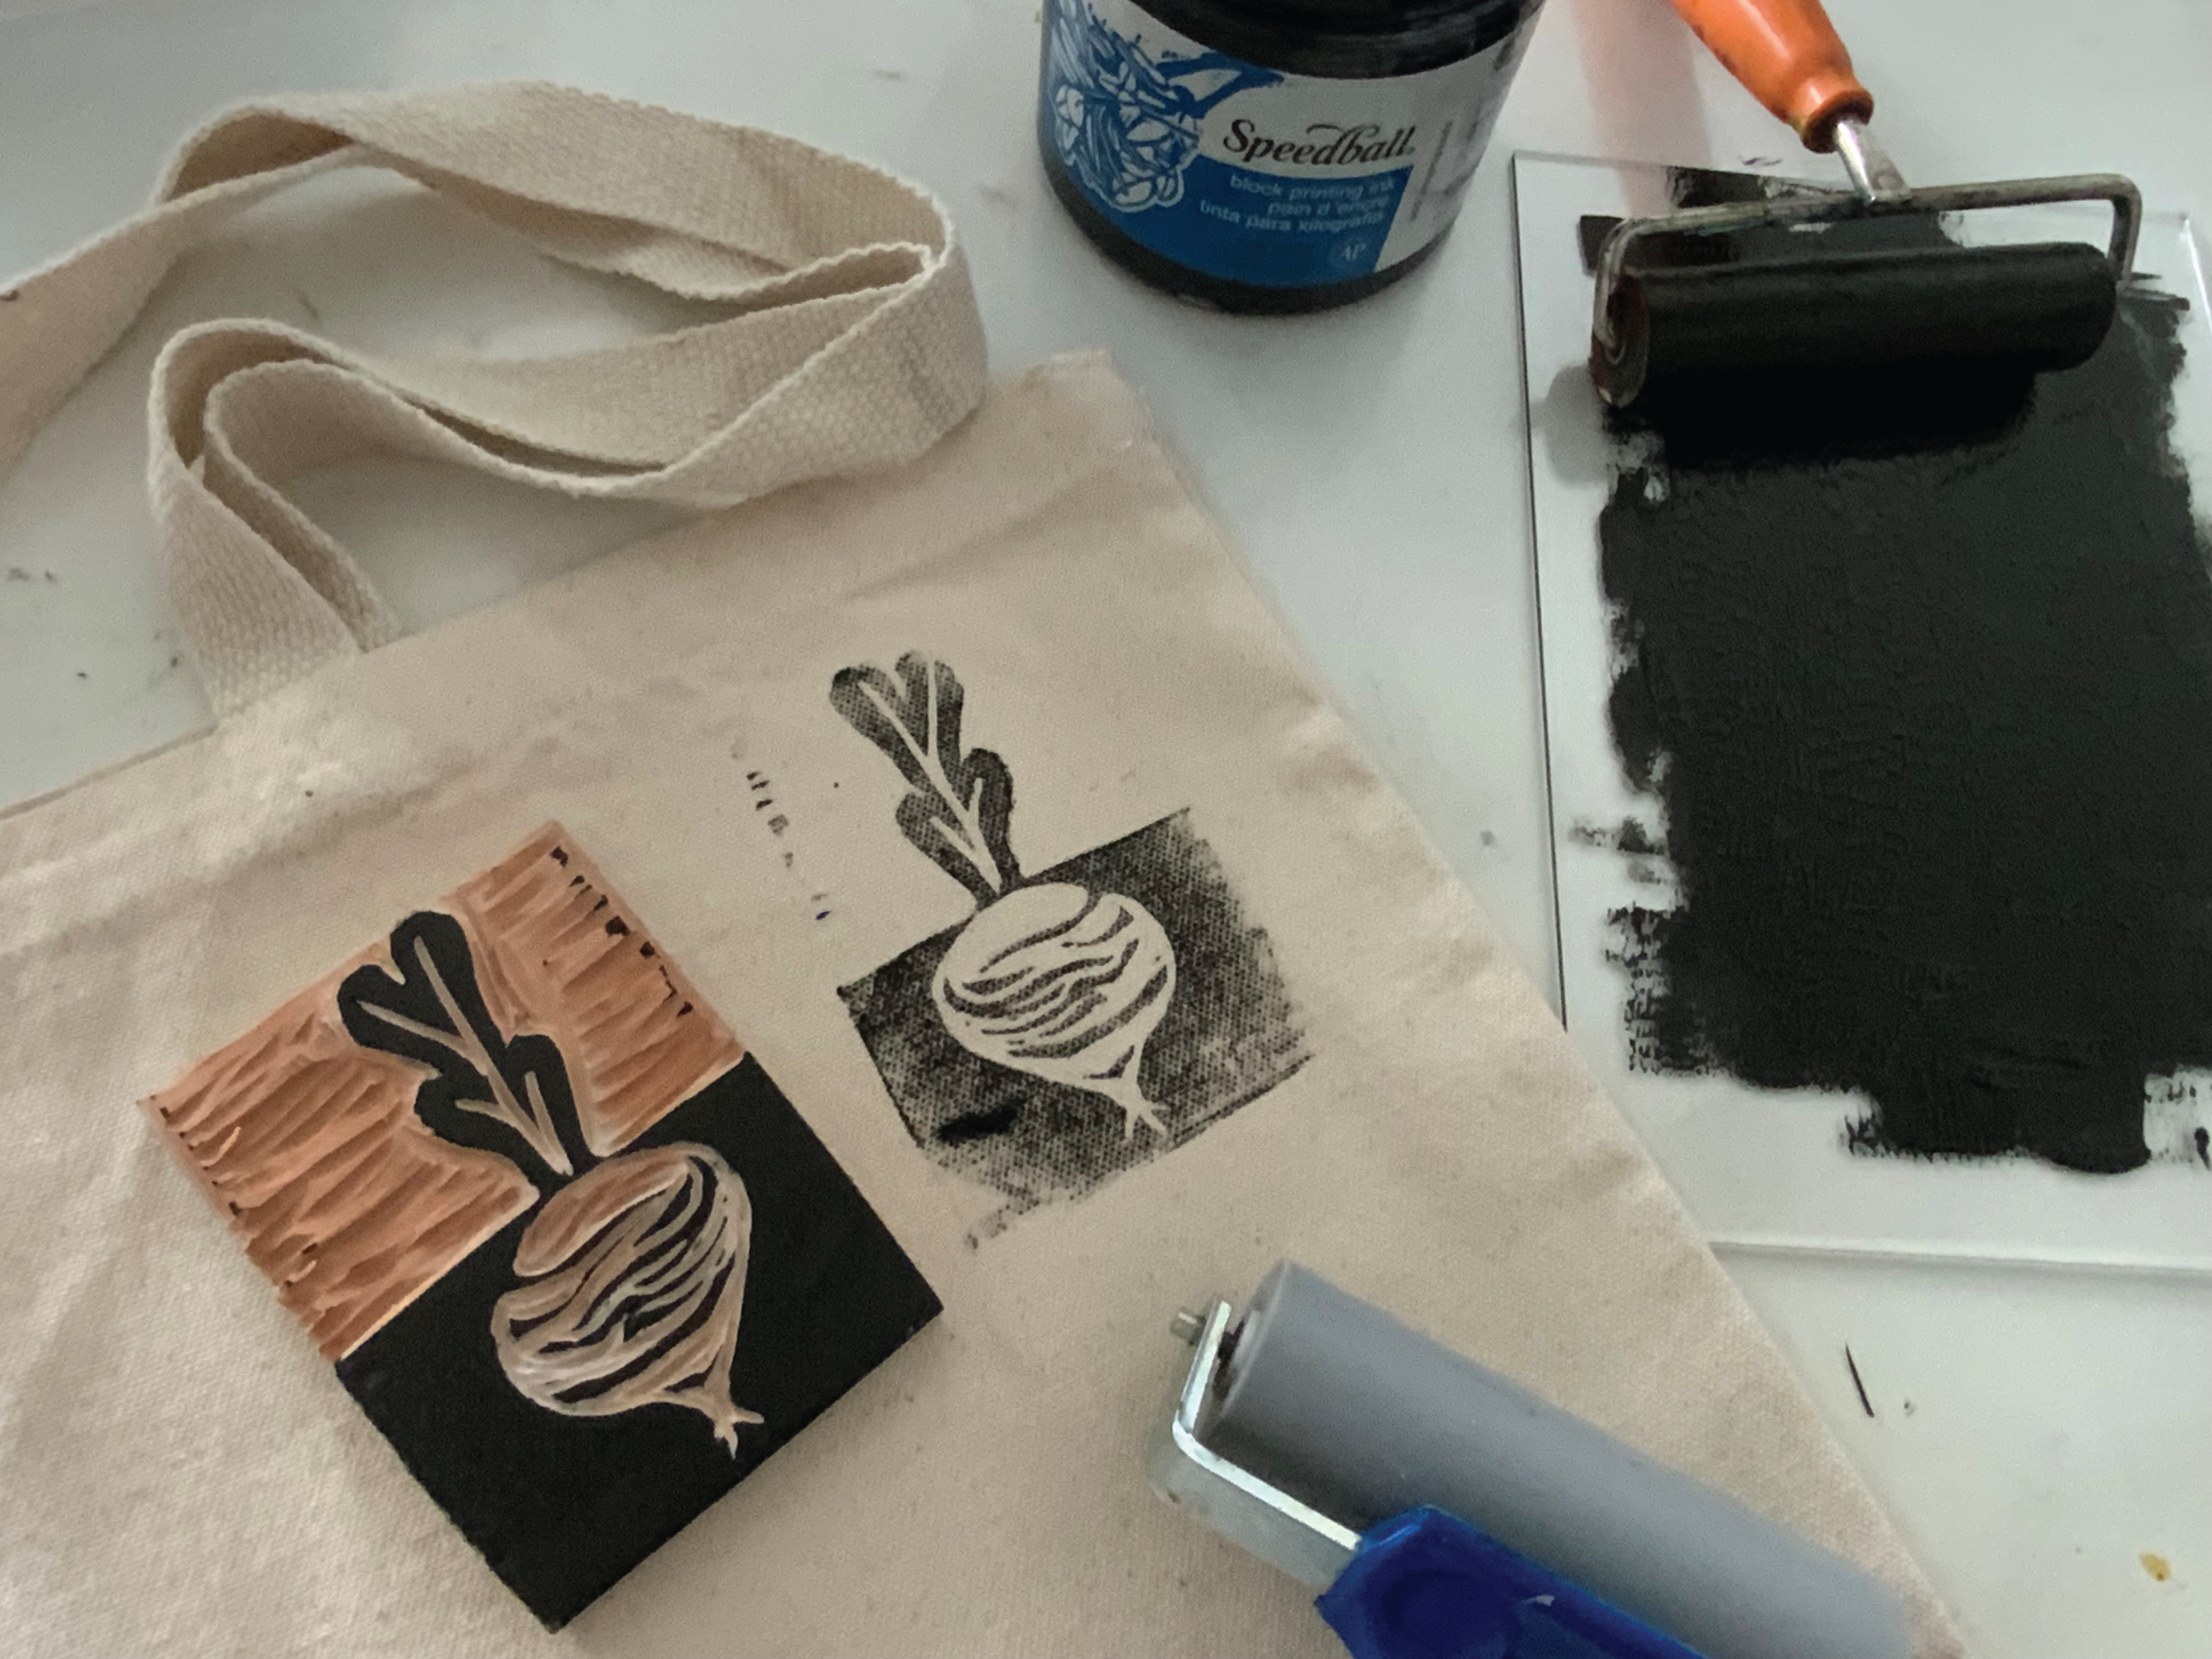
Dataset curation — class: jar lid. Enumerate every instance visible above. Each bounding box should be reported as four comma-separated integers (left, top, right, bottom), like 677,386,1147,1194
1132,0,1540,77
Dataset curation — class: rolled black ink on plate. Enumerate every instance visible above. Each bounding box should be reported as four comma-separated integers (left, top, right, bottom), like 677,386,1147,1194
1595,168,2212,1175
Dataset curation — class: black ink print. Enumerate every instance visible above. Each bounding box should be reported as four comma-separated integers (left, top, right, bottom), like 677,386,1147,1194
832,652,1306,1219
832,656,1022,903
740,764,832,917
843,815,1305,1215
836,654,1175,1134
1593,166,2212,1174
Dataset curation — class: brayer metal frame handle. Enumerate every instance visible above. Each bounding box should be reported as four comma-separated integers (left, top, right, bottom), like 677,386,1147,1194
1145,1299,1361,1590
1590,171,2144,357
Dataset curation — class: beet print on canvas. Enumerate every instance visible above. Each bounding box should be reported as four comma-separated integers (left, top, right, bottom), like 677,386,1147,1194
832,654,1306,1231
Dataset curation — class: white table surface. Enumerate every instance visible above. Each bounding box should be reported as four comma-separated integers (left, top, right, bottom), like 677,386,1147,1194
2,0,2206,1653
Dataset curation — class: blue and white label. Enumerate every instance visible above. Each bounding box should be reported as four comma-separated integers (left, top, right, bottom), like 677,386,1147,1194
1042,0,1537,287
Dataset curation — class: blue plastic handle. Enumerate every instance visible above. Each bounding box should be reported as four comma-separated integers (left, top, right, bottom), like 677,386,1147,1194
1316,1508,1709,1659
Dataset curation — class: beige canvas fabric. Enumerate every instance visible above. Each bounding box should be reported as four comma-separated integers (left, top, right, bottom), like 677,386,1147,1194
0,84,1962,1658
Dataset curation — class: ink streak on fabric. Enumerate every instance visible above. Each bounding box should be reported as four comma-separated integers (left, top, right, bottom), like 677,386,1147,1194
1600,174,2212,1174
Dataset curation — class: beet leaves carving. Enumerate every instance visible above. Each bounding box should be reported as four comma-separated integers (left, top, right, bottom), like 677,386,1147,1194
337,911,589,1184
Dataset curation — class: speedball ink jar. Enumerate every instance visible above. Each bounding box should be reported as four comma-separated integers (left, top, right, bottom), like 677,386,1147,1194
1038,0,1545,311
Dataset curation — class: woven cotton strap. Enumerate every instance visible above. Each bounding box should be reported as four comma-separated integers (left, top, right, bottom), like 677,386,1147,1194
0,82,987,714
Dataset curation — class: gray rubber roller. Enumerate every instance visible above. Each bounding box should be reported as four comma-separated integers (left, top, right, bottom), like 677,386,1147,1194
1206,1263,1910,1659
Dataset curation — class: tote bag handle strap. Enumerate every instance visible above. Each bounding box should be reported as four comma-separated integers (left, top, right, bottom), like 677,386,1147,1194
0,82,987,716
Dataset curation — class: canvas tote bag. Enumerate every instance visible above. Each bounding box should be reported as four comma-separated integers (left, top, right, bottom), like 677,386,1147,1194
0,83,1963,1657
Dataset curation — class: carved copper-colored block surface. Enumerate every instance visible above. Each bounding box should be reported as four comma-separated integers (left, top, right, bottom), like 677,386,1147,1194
147,824,939,1629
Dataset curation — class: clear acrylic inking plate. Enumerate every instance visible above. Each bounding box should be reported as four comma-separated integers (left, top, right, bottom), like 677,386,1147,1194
1513,151,2212,1273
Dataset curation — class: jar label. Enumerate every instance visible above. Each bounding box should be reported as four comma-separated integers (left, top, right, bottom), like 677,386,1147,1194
1041,0,1538,289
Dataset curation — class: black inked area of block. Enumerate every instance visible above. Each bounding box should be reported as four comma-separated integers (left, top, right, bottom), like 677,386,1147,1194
336,1056,939,1629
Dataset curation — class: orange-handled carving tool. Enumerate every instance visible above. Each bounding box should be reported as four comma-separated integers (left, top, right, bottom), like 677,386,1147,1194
1588,0,2143,407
